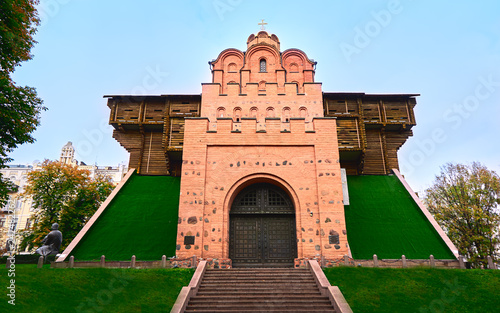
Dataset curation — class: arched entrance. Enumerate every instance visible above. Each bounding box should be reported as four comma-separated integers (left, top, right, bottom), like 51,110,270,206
229,183,297,267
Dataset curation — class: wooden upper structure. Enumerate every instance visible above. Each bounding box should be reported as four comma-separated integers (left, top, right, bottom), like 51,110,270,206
106,31,418,176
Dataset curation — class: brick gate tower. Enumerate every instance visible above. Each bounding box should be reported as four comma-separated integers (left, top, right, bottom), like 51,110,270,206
175,31,348,266
95,27,426,267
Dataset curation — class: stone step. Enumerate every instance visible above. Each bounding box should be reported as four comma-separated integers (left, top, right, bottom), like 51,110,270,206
197,288,321,297
185,306,335,312
192,294,327,300
205,273,307,276
183,267,336,312
202,280,315,284
206,270,309,274
199,283,319,289
197,287,319,294
186,303,335,310
205,270,311,274
206,268,310,273
203,276,313,281
184,307,335,313
203,277,314,281
189,294,330,305
189,298,332,305
199,277,316,285
201,277,316,281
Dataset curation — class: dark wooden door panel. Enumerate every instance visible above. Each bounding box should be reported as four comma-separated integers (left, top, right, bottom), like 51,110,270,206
264,217,296,263
229,183,297,267
230,217,260,264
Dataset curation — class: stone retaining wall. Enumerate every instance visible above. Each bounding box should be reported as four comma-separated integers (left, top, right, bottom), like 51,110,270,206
294,256,461,269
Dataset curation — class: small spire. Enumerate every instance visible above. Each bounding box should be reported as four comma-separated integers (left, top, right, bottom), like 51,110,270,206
258,19,267,30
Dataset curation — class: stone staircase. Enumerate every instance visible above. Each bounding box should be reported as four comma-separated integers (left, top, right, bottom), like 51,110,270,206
184,268,336,313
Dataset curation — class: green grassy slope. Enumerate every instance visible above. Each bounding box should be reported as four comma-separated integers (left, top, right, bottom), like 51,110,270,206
0,265,193,313
70,174,181,261
344,175,455,259
324,267,500,313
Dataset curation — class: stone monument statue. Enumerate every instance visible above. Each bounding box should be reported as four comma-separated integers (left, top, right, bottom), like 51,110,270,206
5,239,14,253
35,223,63,256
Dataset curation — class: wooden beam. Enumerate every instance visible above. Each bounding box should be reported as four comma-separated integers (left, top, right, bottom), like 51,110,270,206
378,130,387,174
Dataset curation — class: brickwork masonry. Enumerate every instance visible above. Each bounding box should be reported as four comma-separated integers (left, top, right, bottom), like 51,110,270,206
176,117,350,260
201,82,324,122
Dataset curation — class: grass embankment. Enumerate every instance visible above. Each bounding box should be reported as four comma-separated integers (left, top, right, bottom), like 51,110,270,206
0,265,193,312
344,175,455,259
325,267,500,313
71,174,181,261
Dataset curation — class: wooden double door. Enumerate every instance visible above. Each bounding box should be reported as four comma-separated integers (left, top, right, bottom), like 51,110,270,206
229,183,297,267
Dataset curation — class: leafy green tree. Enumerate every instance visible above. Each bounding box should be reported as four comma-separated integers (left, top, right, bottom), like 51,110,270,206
425,162,500,268
58,175,114,249
20,160,114,250
0,175,18,198
0,0,46,206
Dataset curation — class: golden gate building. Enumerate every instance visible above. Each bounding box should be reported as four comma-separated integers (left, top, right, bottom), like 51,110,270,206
101,31,420,267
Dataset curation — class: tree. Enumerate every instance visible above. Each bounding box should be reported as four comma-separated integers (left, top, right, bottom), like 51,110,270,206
20,160,114,251
424,162,500,268
0,0,46,206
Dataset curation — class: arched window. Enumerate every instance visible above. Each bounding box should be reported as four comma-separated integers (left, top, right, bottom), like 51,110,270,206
260,59,267,72
228,63,237,72
250,107,258,119
233,107,242,122
266,107,275,118
216,107,226,118
259,81,266,91
282,107,291,122
299,107,308,118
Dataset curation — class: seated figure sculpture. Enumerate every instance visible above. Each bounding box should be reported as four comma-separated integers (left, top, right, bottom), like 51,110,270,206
35,223,63,256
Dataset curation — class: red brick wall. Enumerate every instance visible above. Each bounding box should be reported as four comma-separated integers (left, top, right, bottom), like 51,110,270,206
201,83,324,123
176,117,349,260
209,31,316,96
176,32,349,261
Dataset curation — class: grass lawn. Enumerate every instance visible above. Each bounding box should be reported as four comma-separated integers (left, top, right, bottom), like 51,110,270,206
345,175,455,259
0,264,193,312
2,265,498,312
71,174,181,261
324,267,500,313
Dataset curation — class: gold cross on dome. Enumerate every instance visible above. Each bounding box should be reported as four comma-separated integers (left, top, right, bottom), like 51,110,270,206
258,19,267,30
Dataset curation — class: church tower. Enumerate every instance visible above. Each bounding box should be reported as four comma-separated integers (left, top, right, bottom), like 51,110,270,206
175,31,348,266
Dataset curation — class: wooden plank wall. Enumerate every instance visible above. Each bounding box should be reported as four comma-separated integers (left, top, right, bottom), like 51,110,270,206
341,162,360,176
326,99,359,115
115,102,140,122
362,102,382,122
144,99,166,123
109,96,200,176
168,118,186,148
108,95,414,176
140,132,168,175
363,129,387,175
337,119,361,149
112,130,143,171
323,96,416,175
385,130,413,171
384,101,411,124
170,102,199,116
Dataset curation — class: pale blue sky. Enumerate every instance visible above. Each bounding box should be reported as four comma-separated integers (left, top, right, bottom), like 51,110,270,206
8,0,500,193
